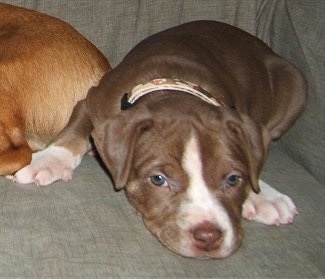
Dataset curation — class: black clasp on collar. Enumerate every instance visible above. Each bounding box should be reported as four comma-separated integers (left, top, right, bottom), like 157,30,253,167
121,93,133,110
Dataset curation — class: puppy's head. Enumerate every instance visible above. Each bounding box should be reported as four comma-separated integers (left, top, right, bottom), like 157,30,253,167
92,95,270,258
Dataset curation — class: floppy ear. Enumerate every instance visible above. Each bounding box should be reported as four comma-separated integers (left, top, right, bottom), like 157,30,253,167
227,115,271,193
92,112,153,190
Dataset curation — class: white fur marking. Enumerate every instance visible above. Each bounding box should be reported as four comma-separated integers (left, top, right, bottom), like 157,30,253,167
242,179,298,225
13,146,81,186
178,133,235,256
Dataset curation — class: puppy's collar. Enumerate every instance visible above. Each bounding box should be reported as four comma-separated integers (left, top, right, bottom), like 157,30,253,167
121,78,224,110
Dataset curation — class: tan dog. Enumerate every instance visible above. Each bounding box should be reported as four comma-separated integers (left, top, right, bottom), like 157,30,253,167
13,21,307,259
0,3,110,176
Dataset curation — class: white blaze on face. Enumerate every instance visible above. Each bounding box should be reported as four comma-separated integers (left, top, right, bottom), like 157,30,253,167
177,133,236,257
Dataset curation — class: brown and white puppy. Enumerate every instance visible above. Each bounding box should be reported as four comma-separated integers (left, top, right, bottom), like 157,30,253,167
14,21,307,259
0,3,110,176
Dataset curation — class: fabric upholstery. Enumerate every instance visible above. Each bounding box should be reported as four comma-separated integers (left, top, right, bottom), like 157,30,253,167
257,0,325,184
0,0,324,278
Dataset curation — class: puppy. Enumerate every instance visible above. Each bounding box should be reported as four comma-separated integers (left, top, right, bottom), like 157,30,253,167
0,3,110,176
13,21,307,259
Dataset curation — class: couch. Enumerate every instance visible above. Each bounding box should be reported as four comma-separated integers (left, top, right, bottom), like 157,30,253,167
0,0,324,278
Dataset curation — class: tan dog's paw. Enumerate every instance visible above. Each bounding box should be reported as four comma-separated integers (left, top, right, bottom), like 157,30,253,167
242,180,298,226
13,146,81,186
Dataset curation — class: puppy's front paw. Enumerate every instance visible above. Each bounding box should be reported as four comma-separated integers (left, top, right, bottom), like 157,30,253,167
242,180,298,225
13,146,81,186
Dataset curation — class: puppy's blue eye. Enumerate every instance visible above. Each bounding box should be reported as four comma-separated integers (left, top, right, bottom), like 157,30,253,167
226,174,241,187
150,175,168,187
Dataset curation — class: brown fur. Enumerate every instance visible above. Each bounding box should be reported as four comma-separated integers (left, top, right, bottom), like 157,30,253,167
0,3,110,175
88,21,306,258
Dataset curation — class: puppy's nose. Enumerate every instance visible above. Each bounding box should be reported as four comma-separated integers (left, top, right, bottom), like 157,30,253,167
191,221,222,251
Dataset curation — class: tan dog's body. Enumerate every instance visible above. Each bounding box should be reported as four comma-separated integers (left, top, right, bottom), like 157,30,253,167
0,3,109,175
13,21,307,259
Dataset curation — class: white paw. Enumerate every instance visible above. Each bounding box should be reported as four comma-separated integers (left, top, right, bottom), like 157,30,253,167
242,180,298,225
13,146,82,186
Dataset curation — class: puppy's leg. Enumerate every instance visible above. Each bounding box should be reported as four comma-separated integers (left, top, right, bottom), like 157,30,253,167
242,180,298,225
0,127,32,175
13,100,92,186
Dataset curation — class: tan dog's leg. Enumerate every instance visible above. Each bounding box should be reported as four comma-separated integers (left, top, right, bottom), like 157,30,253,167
242,180,298,225
13,100,91,186
0,126,32,175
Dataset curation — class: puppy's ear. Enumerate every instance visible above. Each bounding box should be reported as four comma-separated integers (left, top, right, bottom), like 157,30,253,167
227,115,271,193
92,111,153,190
